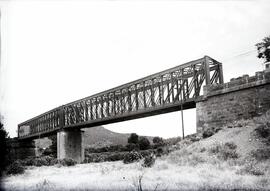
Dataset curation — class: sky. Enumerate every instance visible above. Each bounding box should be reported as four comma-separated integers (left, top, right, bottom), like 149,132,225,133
0,0,270,138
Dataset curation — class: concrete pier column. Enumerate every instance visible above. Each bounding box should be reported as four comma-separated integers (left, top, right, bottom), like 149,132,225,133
57,129,84,163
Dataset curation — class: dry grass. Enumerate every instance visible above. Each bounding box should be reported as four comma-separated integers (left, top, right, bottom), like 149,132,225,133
3,113,270,191
3,159,270,191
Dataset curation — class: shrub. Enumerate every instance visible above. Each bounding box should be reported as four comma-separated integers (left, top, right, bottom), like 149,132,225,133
123,151,142,164
217,147,239,160
156,147,164,157
224,142,237,150
203,127,223,139
59,158,77,166
255,123,270,138
209,142,239,161
128,133,139,144
237,162,264,176
5,160,25,175
106,152,125,162
138,137,150,150
202,128,215,138
0,120,9,175
250,148,270,161
23,156,56,167
34,157,51,166
142,154,156,168
153,137,164,146
126,143,140,151
209,144,222,154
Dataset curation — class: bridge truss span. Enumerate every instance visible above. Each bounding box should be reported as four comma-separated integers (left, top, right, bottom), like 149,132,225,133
18,56,223,139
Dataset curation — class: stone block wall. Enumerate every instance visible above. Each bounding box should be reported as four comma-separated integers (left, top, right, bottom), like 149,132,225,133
196,70,270,132
7,138,36,161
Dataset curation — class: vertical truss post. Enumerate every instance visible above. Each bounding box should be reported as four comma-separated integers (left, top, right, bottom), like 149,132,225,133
184,79,189,99
161,75,164,104
218,63,224,84
176,78,179,101
90,100,93,120
95,98,98,119
151,79,155,107
158,80,162,105
128,89,132,112
204,56,211,85
113,92,116,116
143,82,146,108
120,90,123,114
171,73,175,102
84,101,88,121
101,97,104,118
135,85,139,111
167,79,170,103
106,94,110,117
193,65,199,97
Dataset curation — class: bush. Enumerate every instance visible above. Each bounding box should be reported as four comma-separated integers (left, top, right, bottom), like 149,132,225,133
128,133,139,144
23,156,56,166
5,160,25,175
123,151,142,164
237,162,264,176
203,127,222,138
126,143,140,152
142,154,156,168
138,137,150,150
0,120,9,175
59,158,77,166
209,142,239,161
106,152,125,162
156,147,164,157
224,142,237,150
202,128,215,138
153,137,164,146
250,148,270,161
34,157,51,166
255,123,270,138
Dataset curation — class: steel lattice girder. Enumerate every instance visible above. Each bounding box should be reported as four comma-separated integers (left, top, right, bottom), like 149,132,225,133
18,56,223,139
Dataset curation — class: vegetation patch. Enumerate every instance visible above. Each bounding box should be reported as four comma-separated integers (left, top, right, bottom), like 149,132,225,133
58,158,77,166
123,151,142,164
208,142,239,161
236,162,265,176
250,148,270,161
141,154,156,168
5,160,25,175
202,127,221,138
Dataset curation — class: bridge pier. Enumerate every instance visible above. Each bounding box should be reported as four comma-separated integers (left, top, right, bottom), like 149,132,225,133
57,129,84,163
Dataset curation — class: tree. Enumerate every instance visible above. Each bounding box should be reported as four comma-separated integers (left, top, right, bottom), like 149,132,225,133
256,35,270,63
138,137,150,150
153,136,164,146
0,117,9,176
128,133,139,144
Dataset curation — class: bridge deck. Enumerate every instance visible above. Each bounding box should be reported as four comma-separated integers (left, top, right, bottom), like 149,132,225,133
18,56,223,140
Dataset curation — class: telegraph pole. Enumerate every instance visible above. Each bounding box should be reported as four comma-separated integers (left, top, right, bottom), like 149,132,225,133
180,79,185,139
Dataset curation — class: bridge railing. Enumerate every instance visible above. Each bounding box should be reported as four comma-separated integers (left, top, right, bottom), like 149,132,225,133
18,107,63,138
18,56,223,139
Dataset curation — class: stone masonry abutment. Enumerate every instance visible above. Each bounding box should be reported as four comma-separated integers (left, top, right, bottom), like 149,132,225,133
196,70,270,132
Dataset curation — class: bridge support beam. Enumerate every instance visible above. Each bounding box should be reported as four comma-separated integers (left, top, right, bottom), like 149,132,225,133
57,129,84,163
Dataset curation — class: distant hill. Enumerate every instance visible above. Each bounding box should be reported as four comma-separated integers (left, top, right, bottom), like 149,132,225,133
82,126,131,148
35,126,154,149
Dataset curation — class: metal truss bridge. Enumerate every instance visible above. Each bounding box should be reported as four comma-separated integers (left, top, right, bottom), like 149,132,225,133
18,56,224,139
